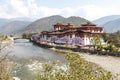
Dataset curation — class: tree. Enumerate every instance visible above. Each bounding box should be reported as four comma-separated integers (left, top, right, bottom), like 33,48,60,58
91,35,102,50
108,31,120,47
50,36,58,43
31,34,41,41
60,36,70,44
72,37,83,45
102,33,109,43
102,30,120,47
22,33,32,39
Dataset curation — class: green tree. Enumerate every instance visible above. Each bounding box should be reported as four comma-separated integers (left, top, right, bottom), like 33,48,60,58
91,34,102,50
102,33,109,43
103,31,120,47
22,33,32,39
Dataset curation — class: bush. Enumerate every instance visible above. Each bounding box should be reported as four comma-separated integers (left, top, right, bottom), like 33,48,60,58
104,44,118,52
0,35,13,80
0,59,13,80
35,53,112,80
22,33,32,39
97,44,104,51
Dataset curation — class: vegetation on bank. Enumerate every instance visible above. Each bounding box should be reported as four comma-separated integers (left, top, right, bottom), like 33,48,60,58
0,59,13,80
0,34,13,80
0,34,11,42
22,32,39,39
93,31,120,53
34,53,112,80
102,31,120,47
22,33,32,39
85,33,119,53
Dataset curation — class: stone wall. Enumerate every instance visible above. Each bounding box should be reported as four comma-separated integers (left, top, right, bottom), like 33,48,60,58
31,40,120,57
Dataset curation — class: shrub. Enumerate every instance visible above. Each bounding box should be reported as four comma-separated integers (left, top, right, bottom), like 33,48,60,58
0,34,13,80
22,33,32,39
0,59,13,80
34,53,112,80
97,44,104,51
104,44,118,52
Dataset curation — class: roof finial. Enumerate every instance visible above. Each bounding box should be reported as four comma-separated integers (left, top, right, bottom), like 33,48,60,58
56,22,62,25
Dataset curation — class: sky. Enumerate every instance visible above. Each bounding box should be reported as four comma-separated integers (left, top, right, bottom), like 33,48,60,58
0,0,120,20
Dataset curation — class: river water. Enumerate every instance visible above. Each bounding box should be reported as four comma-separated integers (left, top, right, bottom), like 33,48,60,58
2,39,66,79
6,39,66,62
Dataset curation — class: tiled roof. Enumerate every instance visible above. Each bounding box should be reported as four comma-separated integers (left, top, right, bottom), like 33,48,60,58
41,22,104,35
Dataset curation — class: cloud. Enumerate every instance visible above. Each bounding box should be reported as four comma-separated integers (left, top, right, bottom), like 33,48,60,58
79,5,120,20
0,0,120,20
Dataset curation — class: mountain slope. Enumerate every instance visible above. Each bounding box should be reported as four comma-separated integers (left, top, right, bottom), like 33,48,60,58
0,21,31,35
63,16,88,26
102,18,120,33
0,17,36,27
93,15,120,25
23,15,89,33
23,15,65,33
0,19,12,27
0,15,90,35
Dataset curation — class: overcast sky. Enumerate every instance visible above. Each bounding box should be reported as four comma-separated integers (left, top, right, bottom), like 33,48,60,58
0,0,120,20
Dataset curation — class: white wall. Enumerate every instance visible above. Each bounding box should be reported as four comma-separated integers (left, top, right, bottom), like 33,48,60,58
83,35,91,45
72,34,75,38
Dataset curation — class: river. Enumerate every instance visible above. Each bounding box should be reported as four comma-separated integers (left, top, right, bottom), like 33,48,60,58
5,39,67,62
2,39,67,80
3,39,120,80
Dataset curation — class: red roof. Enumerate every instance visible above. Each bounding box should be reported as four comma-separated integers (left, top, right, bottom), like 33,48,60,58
41,22,104,35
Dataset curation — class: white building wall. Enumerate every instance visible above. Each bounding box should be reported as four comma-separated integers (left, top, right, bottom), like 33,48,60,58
68,35,71,38
41,35,43,40
87,37,90,45
83,35,91,45
83,35,87,45
56,28,58,30
72,34,75,38
59,27,61,30
43,35,47,40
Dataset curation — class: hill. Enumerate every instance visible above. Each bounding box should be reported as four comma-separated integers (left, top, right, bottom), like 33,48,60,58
93,15,120,25
102,18,120,33
93,15,120,33
0,18,12,27
0,21,31,35
23,15,89,33
0,17,35,27
23,15,65,33
0,15,90,35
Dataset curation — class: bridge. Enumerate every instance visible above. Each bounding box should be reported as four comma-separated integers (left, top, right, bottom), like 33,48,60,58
8,35,22,40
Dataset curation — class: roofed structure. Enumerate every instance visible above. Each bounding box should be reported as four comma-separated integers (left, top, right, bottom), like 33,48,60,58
40,22,104,45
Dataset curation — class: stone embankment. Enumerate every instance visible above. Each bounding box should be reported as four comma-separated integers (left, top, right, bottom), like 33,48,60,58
31,39,120,57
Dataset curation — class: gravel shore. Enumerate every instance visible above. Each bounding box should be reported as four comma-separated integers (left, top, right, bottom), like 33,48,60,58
51,48,120,79
80,53,120,79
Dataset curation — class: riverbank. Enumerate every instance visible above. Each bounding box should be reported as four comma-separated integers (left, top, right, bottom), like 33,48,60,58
50,48,120,79
31,39,120,57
